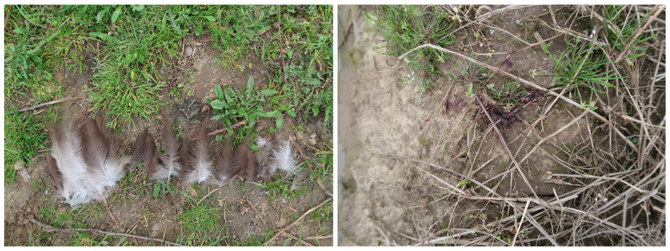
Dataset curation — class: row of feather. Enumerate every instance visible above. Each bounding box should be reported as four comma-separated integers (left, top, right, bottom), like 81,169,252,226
46,110,297,206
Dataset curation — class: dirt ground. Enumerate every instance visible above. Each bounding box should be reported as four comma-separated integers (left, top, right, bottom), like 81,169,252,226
338,5,654,246
5,34,333,246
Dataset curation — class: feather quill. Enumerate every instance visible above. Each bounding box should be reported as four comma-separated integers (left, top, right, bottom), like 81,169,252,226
153,110,182,180
184,120,213,184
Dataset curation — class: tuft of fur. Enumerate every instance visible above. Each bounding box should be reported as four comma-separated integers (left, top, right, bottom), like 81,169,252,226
183,120,213,184
269,139,298,175
153,110,182,181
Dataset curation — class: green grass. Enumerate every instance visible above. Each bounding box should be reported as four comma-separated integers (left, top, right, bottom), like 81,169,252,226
601,5,658,65
5,5,332,246
177,189,227,246
365,5,456,91
486,79,523,110
250,171,309,202
4,110,51,184
543,39,620,110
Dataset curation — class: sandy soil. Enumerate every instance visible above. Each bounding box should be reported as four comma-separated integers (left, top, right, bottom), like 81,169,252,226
338,5,618,246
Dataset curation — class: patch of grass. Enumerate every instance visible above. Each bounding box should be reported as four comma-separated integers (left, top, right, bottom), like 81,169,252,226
601,6,658,64
250,172,309,202
365,5,456,90
177,189,227,245
309,145,333,184
152,179,177,199
88,61,166,128
230,228,273,246
278,5,333,131
486,79,523,109
543,39,620,110
309,200,333,232
447,53,492,95
4,110,50,184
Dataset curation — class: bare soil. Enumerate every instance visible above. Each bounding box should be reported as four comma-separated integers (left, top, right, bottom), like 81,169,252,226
338,5,647,246
5,34,333,246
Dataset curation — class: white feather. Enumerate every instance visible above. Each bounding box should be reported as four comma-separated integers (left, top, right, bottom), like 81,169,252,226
270,139,297,174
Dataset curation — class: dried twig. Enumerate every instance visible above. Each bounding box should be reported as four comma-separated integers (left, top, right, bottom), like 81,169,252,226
29,216,181,246
247,198,267,225
207,120,246,136
7,97,77,114
262,198,332,246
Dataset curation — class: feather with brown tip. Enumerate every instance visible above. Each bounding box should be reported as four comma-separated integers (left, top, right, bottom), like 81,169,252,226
214,138,241,186
80,117,128,195
131,128,158,176
184,119,213,184
153,110,182,181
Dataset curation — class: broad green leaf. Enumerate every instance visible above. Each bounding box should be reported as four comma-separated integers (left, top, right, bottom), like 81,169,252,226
255,110,268,117
210,100,226,109
211,115,221,120
456,180,469,187
246,75,254,95
260,90,278,96
204,16,216,22
132,5,145,11
466,83,473,96
265,110,279,117
312,106,319,116
111,6,123,24
287,110,296,117
276,115,284,129
96,10,105,23
237,107,246,116
215,85,223,100
250,145,259,151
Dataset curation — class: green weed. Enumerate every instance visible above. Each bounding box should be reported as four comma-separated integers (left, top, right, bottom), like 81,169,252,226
365,5,456,90
4,110,50,183
210,75,296,145
543,40,620,110
177,189,227,245
601,6,658,64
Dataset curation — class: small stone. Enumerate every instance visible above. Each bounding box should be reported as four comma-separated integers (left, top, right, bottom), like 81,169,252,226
186,46,195,57
13,161,24,171
20,169,31,182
